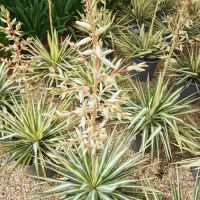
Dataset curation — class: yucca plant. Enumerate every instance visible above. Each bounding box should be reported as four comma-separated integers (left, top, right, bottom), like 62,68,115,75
154,12,191,44
177,143,200,179
0,5,31,67
37,134,159,199
185,17,200,40
131,0,155,23
185,1,200,41
0,62,19,109
171,45,200,85
0,95,72,176
115,25,164,60
0,5,33,89
125,75,200,159
153,0,200,48
29,29,77,86
157,0,176,16
171,181,181,200
119,0,155,27
49,0,145,152
189,1,200,16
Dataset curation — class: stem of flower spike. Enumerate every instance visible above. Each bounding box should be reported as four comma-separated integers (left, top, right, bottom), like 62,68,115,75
149,0,160,36
47,0,54,36
161,1,193,82
149,1,191,117
6,16,22,66
85,0,100,139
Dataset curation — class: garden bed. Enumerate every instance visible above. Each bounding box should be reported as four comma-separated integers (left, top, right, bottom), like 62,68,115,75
0,0,199,199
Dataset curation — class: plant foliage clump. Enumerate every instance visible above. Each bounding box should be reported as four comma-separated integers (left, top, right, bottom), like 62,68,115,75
125,75,200,159
0,95,71,176
38,134,159,199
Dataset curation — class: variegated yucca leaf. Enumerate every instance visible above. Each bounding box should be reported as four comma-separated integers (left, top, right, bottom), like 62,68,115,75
0,62,19,109
125,75,200,159
37,134,160,199
178,153,200,172
176,155,200,199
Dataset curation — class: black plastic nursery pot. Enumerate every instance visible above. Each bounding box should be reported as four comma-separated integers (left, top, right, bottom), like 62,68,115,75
102,40,113,59
191,167,200,180
132,24,140,34
131,133,151,153
173,81,200,102
27,164,56,177
157,11,171,20
131,58,160,82
10,150,56,177
132,23,148,34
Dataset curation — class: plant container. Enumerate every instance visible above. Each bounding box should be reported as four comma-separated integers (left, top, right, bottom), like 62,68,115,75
102,40,113,59
27,164,56,177
132,24,140,34
191,167,200,180
131,58,160,81
157,11,170,20
11,151,56,177
132,23,148,34
131,133,151,153
173,81,200,102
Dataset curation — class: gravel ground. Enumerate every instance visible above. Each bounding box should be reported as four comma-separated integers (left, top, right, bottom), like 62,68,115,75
142,154,196,200
0,156,58,200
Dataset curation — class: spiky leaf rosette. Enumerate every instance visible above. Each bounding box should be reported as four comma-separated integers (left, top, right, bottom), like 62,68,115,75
114,25,164,60
117,0,155,27
170,45,200,84
0,95,72,176
29,29,79,86
125,75,200,159
37,134,159,199
157,0,176,15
